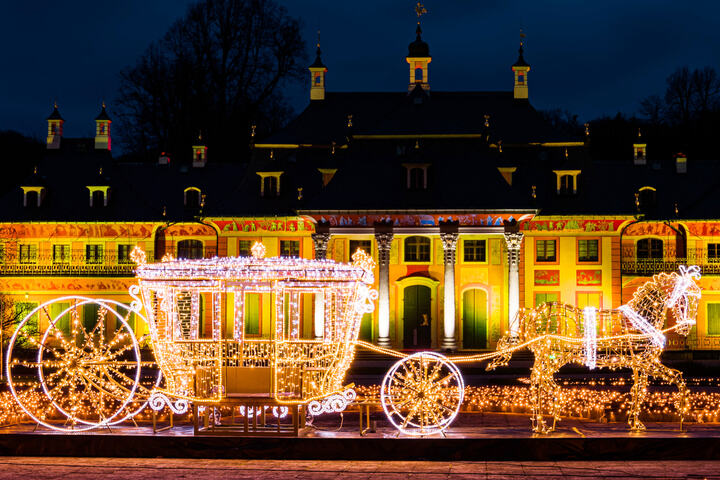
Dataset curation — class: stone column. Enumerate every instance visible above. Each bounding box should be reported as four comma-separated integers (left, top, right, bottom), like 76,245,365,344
504,228,524,337
440,221,459,351
374,227,394,347
312,230,331,340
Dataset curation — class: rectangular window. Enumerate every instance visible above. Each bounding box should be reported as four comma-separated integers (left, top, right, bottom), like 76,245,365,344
280,240,300,257
238,240,253,257
577,292,602,310
0,243,4,263
534,292,558,306
709,244,720,262
463,239,487,262
118,244,134,264
708,303,720,336
86,244,104,264
50,302,71,334
349,240,372,259
536,239,557,262
18,244,37,264
53,244,70,264
245,293,261,336
404,236,431,262
578,239,599,262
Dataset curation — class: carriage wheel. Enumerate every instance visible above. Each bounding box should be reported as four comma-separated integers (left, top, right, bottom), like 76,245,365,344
6,296,148,432
380,351,464,436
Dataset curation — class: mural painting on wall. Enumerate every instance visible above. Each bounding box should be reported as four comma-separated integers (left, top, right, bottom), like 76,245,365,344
304,213,534,228
521,219,626,233
623,223,677,236
0,278,135,292
0,223,155,239
577,269,602,286
213,218,314,233
534,270,560,286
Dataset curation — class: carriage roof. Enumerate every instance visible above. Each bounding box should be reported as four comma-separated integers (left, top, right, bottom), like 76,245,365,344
135,255,369,284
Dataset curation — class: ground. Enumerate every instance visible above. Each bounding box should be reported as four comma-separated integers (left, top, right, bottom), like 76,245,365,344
0,457,717,479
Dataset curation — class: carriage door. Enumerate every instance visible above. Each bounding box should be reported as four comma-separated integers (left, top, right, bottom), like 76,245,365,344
403,285,432,349
462,289,487,349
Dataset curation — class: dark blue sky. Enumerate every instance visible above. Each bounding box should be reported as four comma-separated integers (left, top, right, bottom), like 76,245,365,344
2,1,719,146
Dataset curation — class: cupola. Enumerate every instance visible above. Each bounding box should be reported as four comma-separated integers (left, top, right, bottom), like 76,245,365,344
46,102,64,149
633,129,647,165
406,4,431,92
511,33,530,100
94,102,112,150
309,32,327,101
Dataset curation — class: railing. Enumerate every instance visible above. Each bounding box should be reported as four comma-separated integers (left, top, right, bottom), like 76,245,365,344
621,247,720,275
0,248,218,277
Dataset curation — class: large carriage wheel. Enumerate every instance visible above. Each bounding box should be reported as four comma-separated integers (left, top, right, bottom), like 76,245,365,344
6,296,152,432
381,351,464,436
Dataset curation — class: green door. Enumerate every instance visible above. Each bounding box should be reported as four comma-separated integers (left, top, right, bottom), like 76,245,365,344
463,289,487,349
403,285,432,349
359,313,372,341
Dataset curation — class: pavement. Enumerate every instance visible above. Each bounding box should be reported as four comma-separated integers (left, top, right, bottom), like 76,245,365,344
0,457,717,479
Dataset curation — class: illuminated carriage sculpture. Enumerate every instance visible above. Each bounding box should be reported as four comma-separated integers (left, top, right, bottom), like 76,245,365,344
4,241,701,436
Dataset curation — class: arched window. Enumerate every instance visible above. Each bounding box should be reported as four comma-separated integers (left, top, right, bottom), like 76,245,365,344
185,188,201,208
637,238,663,260
409,167,425,190
638,187,656,208
91,190,105,207
415,67,423,82
559,175,574,195
404,236,431,262
177,239,203,259
263,176,278,197
25,191,39,208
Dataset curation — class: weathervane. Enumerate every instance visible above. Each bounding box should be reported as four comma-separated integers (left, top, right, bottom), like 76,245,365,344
415,2,427,23
520,28,526,47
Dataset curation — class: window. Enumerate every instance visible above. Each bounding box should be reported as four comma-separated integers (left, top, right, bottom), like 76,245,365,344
637,238,663,260
708,304,720,335
26,190,39,208
245,293,261,336
263,176,278,197
409,167,425,190
86,244,104,264
185,188,201,208
314,72,322,85
118,244,134,264
349,240,372,258
518,74,525,84
463,240,486,262
415,67,423,82
535,292,558,306
578,239,599,262
404,236,431,262
238,240,253,257
19,244,37,264
177,239,203,259
50,302,71,334
0,244,5,264
577,292,602,310
708,243,720,262
91,190,105,207
638,188,656,209
280,240,300,257
536,239,557,262
559,175,574,195
53,244,70,264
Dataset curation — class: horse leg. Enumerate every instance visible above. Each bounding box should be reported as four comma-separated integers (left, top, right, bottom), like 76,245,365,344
647,362,689,431
529,357,545,433
530,355,560,434
628,367,648,431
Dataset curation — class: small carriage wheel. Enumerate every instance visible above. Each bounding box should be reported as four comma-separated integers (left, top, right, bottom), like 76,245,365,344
6,296,145,432
381,351,464,436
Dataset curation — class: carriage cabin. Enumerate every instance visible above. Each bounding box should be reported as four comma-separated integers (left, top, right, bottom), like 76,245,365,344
134,247,374,403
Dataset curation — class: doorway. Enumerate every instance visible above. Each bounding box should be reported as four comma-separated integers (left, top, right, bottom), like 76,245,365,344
403,285,432,349
463,288,488,349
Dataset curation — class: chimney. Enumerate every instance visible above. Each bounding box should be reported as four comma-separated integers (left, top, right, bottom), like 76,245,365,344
158,152,170,165
676,153,687,173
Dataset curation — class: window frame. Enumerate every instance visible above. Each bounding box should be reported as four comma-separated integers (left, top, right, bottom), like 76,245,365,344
534,237,559,264
576,237,601,264
237,238,259,257
706,302,720,336
462,239,487,264
52,244,71,264
85,244,104,265
403,236,432,264
534,291,560,307
177,239,204,260
348,239,373,261
708,243,720,263
636,237,663,260
18,244,38,264
279,239,301,258
117,244,135,264
575,291,603,310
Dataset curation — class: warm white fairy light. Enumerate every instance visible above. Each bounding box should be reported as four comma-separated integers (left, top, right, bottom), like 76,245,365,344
583,306,598,369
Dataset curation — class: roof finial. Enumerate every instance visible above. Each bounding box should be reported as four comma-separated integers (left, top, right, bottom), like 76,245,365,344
102,100,106,109
34,165,38,175
520,28,526,48
54,100,58,109
415,2,427,35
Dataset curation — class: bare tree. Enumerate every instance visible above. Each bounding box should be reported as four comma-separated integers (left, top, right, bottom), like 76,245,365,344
638,94,665,125
664,66,695,125
691,66,720,115
115,0,306,160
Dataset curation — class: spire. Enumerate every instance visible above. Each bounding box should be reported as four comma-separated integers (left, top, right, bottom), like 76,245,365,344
46,101,64,149
308,30,328,101
406,3,431,92
511,29,530,100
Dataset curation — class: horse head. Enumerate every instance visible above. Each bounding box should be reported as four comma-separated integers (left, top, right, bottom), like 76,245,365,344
666,265,702,335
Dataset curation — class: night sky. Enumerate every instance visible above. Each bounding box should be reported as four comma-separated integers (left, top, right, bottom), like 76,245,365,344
2,1,719,149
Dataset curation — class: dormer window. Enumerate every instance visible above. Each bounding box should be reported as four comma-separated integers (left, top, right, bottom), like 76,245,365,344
403,163,429,190
87,186,109,207
257,172,283,197
553,170,580,195
638,186,656,210
184,187,201,208
21,186,45,208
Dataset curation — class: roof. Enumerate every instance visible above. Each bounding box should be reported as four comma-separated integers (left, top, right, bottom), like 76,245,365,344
47,105,63,121
309,46,326,69
513,45,530,68
408,24,430,58
95,104,111,121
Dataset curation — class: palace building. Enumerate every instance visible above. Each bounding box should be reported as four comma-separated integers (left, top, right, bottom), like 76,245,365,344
3,17,720,353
